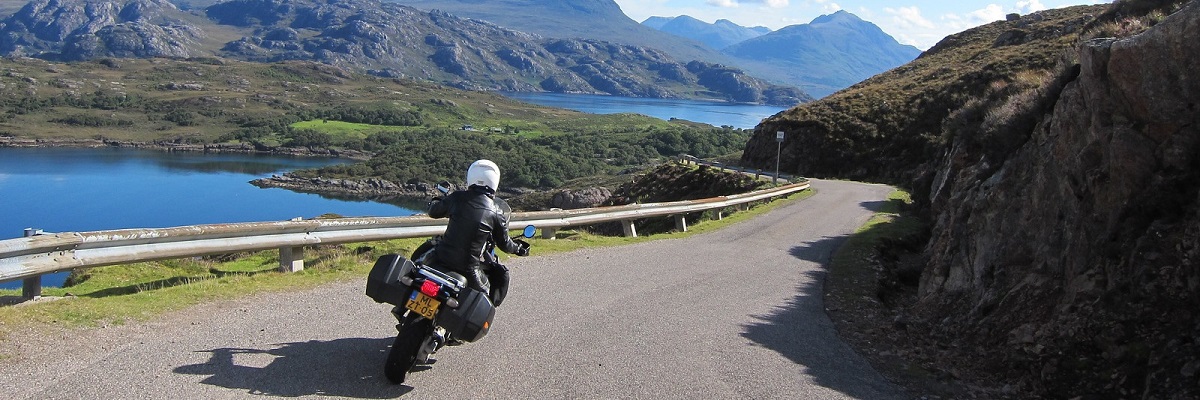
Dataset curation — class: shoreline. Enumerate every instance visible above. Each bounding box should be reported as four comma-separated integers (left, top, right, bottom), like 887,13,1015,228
0,136,374,160
249,174,439,201
2,136,575,209
0,136,432,200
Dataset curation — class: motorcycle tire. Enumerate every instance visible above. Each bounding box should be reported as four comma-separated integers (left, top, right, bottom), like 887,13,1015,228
411,241,434,263
384,318,434,384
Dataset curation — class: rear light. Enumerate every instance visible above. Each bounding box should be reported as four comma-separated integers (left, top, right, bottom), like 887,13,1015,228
420,280,440,297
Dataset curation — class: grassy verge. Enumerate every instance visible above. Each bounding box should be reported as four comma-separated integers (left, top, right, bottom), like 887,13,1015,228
0,188,814,348
827,189,923,298
823,189,939,396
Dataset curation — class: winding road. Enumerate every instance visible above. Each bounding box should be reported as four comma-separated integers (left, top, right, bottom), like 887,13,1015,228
0,179,902,399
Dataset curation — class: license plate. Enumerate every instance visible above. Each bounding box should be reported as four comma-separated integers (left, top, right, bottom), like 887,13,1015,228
406,291,441,320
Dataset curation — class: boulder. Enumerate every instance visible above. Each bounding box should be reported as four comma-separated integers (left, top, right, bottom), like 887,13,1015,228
550,187,612,210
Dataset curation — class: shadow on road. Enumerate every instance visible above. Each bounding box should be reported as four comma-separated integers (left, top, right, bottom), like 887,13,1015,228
860,199,890,214
174,337,413,398
740,236,902,399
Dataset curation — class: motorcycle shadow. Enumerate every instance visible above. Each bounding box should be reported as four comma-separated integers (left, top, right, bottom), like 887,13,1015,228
173,337,418,398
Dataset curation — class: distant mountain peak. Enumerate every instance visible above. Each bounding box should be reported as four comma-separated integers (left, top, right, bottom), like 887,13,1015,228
721,10,920,97
642,14,771,50
811,10,862,25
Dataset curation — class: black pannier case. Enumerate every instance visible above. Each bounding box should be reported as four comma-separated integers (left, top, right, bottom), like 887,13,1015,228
366,254,415,305
437,288,496,342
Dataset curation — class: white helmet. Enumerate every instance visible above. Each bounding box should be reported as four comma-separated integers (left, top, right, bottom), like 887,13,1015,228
466,159,500,192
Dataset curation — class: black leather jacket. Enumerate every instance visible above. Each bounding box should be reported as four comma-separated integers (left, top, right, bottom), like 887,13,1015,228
426,186,522,291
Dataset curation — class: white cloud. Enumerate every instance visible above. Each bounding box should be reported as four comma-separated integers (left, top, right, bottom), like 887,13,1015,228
705,0,789,8
885,6,936,29
823,2,842,12
957,1,1048,26
1016,0,1048,13
968,4,1007,23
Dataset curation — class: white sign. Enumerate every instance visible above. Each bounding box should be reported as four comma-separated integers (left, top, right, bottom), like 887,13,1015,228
776,131,785,142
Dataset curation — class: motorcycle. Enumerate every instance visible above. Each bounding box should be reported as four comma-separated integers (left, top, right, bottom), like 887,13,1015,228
365,182,534,384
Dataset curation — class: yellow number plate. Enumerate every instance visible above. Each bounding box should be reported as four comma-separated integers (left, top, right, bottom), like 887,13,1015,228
406,291,441,320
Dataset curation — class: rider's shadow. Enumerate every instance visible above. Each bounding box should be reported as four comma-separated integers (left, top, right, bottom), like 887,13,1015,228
174,337,411,398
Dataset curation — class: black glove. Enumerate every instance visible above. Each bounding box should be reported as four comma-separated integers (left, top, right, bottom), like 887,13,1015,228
513,239,530,256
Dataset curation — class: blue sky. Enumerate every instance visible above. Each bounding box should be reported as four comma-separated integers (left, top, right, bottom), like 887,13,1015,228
613,0,1114,50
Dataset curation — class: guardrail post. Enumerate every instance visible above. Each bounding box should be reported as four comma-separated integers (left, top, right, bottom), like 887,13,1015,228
620,220,638,238
279,246,305,272
673,215,688,232
21,228,43,299
541,227,557,240
714,210,724,221
755,169,762,179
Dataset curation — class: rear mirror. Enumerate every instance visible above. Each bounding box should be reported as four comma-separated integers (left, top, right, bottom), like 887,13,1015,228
436,181,452,195
522,225,537,239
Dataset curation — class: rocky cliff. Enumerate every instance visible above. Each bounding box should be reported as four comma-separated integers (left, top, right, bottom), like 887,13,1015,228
919,2,1200,396
743,0,1199,397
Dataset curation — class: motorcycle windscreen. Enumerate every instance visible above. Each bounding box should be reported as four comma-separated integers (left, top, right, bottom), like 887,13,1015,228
493,197,512,220
436,288,496,342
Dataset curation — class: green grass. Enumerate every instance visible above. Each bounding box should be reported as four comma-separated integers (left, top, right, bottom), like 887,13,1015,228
823,189,931,392
825,189,923,305
0,189,813,348
291,120,383,140
0,57,669,144
830,189,921,271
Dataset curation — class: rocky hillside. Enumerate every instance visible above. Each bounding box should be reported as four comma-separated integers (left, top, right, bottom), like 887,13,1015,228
0,0,809,105
0,0,205,59
390,0,914,99
383,0,737,71
744,0,1199,398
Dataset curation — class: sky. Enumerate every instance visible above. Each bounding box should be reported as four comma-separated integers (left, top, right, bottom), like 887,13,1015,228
612,0,1114,50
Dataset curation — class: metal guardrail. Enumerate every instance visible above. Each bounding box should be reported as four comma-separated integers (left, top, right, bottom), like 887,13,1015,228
0,181,809,294
678,155,797,182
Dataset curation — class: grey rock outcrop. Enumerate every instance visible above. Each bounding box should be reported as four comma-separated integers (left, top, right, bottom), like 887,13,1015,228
919,3,1200,397
0,0,201,59
550,187,612,210
250,174,435,199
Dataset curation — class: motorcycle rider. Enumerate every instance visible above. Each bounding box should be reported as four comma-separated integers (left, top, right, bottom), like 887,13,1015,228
424,159,529,307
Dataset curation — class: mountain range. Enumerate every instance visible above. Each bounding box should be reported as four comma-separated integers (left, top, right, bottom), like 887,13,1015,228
721,11,922,97
384,1,920,98
381,0,734,70
641,15,770,50
0,0,809,105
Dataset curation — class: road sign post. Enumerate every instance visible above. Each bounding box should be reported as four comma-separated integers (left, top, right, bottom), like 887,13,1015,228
775,131,784,184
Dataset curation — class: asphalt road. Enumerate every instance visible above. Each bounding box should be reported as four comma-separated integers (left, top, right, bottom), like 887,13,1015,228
0,179,902,399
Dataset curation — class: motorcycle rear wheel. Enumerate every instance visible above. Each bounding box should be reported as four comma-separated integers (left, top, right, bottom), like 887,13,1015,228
384,318,433,384
411,241,434,263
